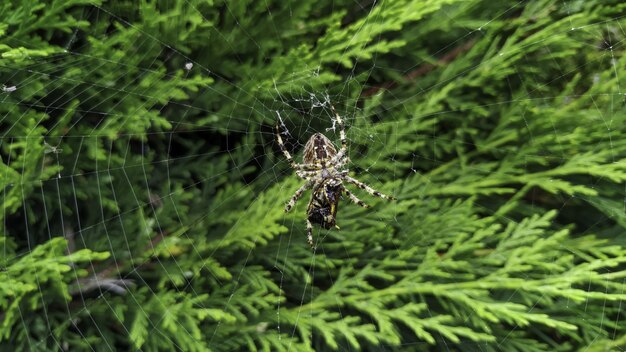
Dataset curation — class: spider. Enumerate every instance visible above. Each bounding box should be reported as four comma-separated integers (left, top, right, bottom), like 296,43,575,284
275,105,395,249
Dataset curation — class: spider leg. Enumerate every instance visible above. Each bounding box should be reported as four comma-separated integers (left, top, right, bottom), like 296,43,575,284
343,188,370,208
296,170,319,179
306,218,315,249
275,122,299,169
344,175,396,201
329,104,347,157
276,122,325,173
327,104,349,167
284,178,317,212
332,155,350,170
295,163,325,171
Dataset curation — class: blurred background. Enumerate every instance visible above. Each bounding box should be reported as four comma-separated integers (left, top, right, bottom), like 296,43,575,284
2,0,626,351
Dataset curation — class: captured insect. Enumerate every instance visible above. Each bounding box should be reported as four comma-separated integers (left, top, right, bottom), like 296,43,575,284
275,104,395,249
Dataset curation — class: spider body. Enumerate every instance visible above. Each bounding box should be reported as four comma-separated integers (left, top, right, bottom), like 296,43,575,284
276,105,395,249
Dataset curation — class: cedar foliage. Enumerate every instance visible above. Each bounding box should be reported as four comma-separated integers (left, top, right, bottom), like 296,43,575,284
2,0,626,351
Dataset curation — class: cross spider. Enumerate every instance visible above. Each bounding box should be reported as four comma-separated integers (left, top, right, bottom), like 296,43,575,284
276,105,395,249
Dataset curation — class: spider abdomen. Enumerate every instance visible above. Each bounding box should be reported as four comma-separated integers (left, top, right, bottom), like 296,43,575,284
303,133,337,164
308,206,337,229
307,183,341,229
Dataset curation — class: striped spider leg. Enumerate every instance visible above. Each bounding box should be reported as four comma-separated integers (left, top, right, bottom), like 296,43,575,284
343,175,396,201
284,177,317,212
342,187,370,208
275,123,325,172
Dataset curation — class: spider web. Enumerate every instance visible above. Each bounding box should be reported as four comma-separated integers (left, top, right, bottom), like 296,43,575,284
2,0,626,351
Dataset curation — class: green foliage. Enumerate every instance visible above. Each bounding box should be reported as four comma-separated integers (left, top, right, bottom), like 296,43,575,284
2,0,626,350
